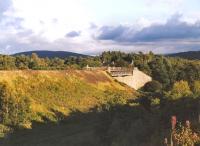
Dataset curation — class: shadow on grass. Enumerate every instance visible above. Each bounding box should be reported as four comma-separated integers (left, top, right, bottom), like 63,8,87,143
0,97,199,146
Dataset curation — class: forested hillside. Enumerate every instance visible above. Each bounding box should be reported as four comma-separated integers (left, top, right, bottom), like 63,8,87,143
13,50,88,59
167,51,200,60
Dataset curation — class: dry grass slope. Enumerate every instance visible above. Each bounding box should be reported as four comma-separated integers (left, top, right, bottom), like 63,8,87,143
0,70,136,123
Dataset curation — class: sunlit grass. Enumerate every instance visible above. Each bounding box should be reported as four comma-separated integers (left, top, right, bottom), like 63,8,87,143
0,70,135,124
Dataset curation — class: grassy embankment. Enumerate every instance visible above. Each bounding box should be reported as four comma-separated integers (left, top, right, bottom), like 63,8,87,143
0,70,136,126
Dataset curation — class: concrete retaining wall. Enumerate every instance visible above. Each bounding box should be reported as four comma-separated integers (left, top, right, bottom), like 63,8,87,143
114,68,152,90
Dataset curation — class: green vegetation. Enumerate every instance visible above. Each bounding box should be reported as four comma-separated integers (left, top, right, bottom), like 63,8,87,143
172,119,200,146
168,80,192,100
2,51,200,90
0,70,135,137
0,53,102,70
0,51,199,145
0,95,199,146
0,81,31,126
142,80,162,93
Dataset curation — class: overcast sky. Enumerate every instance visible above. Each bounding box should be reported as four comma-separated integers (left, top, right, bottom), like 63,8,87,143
0,0,200,55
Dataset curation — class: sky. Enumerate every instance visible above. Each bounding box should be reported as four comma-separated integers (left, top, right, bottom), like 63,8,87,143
0,0,200,55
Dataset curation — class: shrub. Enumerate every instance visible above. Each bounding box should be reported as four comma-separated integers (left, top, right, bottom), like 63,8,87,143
0,124,12,137
173,121,200,146
169,80,192,100
192,80,200,96
143,80,162,93
0,81,31,127
164,116,200,146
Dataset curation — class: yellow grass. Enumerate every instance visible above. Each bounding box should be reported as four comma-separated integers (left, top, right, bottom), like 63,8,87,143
0,70,136,123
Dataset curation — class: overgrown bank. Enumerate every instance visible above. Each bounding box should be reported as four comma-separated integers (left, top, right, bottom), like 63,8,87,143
0,70,135,137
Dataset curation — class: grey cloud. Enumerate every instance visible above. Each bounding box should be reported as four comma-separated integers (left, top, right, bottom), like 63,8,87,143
52,18,58,23
16,29,33,37
66,31,81,38
0,0,24,30
39,20,45,25
132,22,200,42
0,0,12,25
3,17,24,29
97,25,129,41
0,30,88,55
1,28,200,55
96,15,200,43
0,0,12,14
1,11,200,55
89,23,98,29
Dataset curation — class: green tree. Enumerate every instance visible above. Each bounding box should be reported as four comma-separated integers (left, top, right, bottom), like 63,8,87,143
143,80,162,93
148,57,171,88
0,55,16,70
15,55,30,69
50,57,65,69
169,80,192,100
29,53,40,69
192,80,200,96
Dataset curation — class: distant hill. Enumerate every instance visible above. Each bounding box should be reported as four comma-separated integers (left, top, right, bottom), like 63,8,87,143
13,50,88,58
167,51,200,60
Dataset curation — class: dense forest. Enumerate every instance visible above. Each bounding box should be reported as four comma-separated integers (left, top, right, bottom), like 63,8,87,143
13,50,88,59
0,51,200,145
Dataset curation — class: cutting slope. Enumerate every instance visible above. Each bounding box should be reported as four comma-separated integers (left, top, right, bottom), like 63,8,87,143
0,70,135,123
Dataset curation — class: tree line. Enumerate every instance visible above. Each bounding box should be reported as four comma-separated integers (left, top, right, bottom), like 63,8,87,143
2,51,200,88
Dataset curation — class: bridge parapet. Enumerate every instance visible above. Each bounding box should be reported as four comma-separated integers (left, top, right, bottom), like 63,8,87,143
108,67,133,77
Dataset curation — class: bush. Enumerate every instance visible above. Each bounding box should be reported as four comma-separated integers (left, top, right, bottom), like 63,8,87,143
192,80,200,96
0,81,31,127
0,124,11,137
164,117,200,146
169,80,192,100
143,80,162,93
